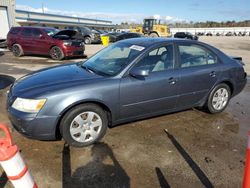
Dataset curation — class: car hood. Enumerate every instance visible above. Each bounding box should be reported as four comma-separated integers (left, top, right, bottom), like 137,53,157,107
53,30,77,38
11,63,103,96
92,30,100,34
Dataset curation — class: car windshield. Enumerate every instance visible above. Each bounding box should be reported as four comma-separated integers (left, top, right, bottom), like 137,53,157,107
81,27,91,32
44,28,59,36
82,42,145,76
99,30,108,34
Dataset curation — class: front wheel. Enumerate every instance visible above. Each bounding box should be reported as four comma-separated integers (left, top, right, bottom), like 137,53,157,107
84,37,91,44
50,46,64,60
206,83,231,114
60,104,108,147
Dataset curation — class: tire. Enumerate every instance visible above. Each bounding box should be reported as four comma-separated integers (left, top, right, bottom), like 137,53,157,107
205,83,231,114
84,37,91,44
50,46,64,60
149,33,159,37
60,104,108,147
12,44,24,57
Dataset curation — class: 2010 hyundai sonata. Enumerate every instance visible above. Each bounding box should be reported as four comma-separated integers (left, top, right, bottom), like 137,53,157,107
7,38,247,147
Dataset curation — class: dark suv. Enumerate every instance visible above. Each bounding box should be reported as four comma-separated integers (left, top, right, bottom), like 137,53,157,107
174,32,198,40
7,26,85,60
65,26,101,44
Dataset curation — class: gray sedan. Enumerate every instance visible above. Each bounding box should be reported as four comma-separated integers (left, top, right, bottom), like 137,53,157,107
7,38,247,147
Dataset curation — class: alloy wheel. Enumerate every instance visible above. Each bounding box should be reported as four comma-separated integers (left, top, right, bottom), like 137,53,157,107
12,45,20,56
212,88,229,110
51,47,62,60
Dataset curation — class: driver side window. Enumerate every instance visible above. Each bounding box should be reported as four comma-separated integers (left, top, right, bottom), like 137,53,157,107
134,45,174,72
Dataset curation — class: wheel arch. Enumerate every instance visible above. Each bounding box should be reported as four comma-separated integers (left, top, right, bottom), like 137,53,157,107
11,42,17,47
199,79,234,107
49,44,57,49
84,35,91,38
219,80,234,95
10,42,17,50
149,31,159,36
55,100,113,139
48,44,57,53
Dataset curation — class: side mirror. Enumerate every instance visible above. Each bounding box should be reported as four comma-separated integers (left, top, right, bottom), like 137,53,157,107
130,67,149,78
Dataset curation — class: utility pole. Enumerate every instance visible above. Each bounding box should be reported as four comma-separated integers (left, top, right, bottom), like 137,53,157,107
42,3,45,14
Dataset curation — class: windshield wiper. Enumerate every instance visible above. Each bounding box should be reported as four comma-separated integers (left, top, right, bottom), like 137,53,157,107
81,64,110,77
81,65,97,74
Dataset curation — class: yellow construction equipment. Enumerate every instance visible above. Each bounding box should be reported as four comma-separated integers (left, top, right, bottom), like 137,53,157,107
130,18,171,37
142,18,171,37
130,26,143,34
143,18,171,37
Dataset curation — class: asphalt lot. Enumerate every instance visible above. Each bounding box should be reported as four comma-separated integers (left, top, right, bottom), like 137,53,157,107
0,36,249,188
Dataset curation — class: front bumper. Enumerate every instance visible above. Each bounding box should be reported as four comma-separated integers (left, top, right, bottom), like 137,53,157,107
63,46,85,57
7,107,59,140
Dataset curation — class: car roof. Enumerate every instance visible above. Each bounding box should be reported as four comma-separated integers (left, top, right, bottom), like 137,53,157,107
11,26,57,30
117,37,199,47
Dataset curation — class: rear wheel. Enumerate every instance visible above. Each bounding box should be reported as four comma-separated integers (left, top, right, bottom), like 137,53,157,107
149,32,159,37
12,44,24,57
60,104,108,147
206,83,231,114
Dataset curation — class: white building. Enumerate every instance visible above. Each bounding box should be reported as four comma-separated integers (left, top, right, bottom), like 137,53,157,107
0,0,16,39
0,0,113,40
15,10,113,30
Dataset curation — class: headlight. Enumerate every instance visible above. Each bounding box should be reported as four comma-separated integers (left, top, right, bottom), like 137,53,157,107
12,98,46,113
63,41,72,46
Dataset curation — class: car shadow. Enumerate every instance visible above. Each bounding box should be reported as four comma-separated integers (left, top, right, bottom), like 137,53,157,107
0,171,8,188
0,75,15,90
62,142,130,188
164,130,214,188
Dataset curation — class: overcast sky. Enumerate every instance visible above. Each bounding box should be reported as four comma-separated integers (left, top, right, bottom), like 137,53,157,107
16,0,250,24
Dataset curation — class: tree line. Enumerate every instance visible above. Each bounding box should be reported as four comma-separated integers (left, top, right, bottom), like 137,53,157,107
117,20,250,28
175,20,250,28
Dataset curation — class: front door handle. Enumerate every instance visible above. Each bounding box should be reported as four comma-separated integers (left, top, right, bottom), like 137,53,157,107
209,71,216,78
168,77,177,85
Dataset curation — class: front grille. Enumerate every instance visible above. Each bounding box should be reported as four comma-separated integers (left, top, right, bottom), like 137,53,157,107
73,51,84,56
71,41,83,46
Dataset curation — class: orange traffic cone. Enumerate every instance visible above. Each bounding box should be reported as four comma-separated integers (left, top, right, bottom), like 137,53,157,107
243,132,250,188
0,124,37,188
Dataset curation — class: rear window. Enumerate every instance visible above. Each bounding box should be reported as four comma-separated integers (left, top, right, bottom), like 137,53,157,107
178,44,218,68
32,29,42,38
9,27,21,34
20,28,33,37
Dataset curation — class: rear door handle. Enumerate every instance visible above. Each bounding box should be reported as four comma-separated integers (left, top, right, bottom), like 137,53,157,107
209,71,216,77
168,77,177,85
